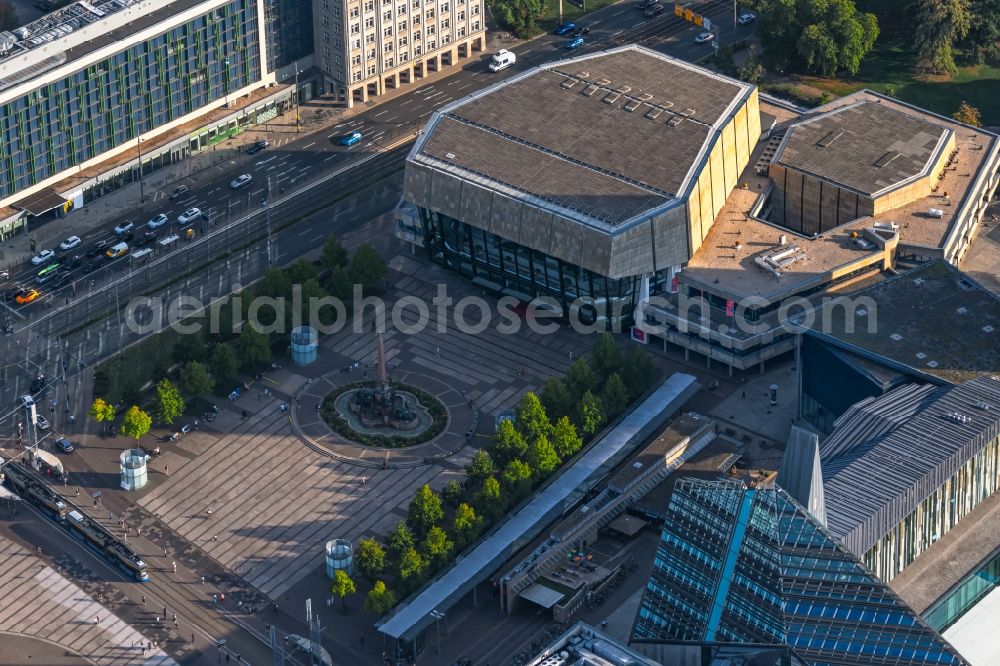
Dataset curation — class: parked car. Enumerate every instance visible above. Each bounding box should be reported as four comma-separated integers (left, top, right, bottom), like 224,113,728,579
336,131,364,146
178,208,202,225
88,240,111,257
31,249,55,265
15,288,39,304
59,236,82,251
170,185,190,200
114,221,134,235
247,140,270,155
737,12,756,24
147,213,168,229
230,174,253,189
694,31,715,43
55,438,74,453
566,36,585,49
36,414,50,430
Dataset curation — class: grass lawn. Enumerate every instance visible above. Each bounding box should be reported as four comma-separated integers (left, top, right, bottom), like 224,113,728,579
537,0,623,32
793,35,1000,125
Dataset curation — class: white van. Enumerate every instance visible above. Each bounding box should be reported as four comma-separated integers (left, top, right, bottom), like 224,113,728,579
106,242,129,259
489,49,516,72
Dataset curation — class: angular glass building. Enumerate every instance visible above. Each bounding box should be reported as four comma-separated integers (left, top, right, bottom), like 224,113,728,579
632,479,969,666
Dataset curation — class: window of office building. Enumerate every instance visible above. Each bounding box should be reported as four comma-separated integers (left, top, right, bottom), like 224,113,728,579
0,0,263,200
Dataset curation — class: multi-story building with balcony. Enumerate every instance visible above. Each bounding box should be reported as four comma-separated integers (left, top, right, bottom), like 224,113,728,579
313,0,485,106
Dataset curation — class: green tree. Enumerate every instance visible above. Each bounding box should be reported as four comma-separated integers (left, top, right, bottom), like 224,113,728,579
577,391,605,436
321,235,349,271
179,361,214,400
961,0,1000,61
502,459,533,499
914,0,971,74
601,373,629,419
540,377,573,421
422,525,453,565
326,265,354,304
299,277,331,326
492,419,528,467
527,435,560,478
173,329,206,364
474,476,504,520
466,449,496,487
364,580,396,616
258,267,292,299
514,392,551,443
953,101,982,126
0,1,19,32
398,546,425,581
347,243,386,293
407,484,445,537
386,521,414,562
235,325,271,370
330,569,356,613
590,333,623,383
493,0,545,37
153,379,184,425
209,343,239,383
356,537,386,579
89,397,116,435
564,357,597,401
751,0,878,76
442,480,464,506
452,502,482,544
120,405,152,442
622,348,656,400
287,258,318,284
551,416,583,459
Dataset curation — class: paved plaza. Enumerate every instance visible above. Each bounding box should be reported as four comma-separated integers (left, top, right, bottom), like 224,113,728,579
134,252,599,602
0,535,175,666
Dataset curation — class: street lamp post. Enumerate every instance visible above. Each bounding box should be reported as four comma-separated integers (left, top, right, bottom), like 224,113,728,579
223,57,230,108
429,610,445,655
294,63,300,133
136,136,145,203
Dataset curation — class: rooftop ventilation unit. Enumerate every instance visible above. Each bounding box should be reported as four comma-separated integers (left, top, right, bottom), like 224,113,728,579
666,115,684,127
944,412,972,425
638,93,653,101
602,91,621,104
623,98,641,112
816,130,843,148
754,244,807,277
581,84,599,97
560,77,579,89
645,106,662,120
975,401,992,411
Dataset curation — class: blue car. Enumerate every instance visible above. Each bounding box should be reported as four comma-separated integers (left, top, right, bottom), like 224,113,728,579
337,130,363,146
555,22,576,36
566,36,585,49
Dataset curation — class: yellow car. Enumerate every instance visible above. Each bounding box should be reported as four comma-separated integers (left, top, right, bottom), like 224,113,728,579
15,289,39,305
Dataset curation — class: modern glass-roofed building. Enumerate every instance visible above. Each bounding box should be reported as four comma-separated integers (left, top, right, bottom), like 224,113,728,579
631,479,968,666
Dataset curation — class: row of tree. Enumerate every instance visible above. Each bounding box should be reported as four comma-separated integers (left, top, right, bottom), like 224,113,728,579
342,334,657,613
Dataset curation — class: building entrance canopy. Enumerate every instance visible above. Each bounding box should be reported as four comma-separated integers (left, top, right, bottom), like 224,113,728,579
12,188,67,216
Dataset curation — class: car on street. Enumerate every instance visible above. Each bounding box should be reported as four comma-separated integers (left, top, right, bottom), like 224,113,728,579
566,36,585,49
737,12,756,24
170,185,190,200
694,31,715,43
230,174,253,189
555,22,576,35
114,221,134,235
55,438,74,453
36,414,49,430
59,236,82,251
571,26,590,36
136,231,158,247
645,3,664,16
83,258,103,273
147,213,168,229
178,207,202,225
51,272,71,287
21,394,34,408
336,131,364,146
15,288,39,305
637,0,658,9
247,139,270,155
31,249,55,265
65,255,83,270
30,374,45,392
88,240,111,257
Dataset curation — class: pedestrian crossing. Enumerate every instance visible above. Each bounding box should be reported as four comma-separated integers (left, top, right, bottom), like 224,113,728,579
0,536,175,666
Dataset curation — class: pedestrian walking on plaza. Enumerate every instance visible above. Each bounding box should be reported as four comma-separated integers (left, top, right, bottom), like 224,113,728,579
172,561,177,574
94,615,100,625
191,633,195,643
361,476,366,485
164,465,169,476
207,509,213,517
213,535,219,542
220,593,225,604
155,615,160,624
136,527,141,537
163,546,168,558
213,593,218,603
141,595,146,606
201,576,206,584
163,605,167,618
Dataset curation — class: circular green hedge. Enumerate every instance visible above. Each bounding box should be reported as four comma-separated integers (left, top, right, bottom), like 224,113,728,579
320,380,448,448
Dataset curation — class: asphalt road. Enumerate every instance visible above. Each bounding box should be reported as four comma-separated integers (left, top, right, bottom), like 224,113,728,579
0,0,745,322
